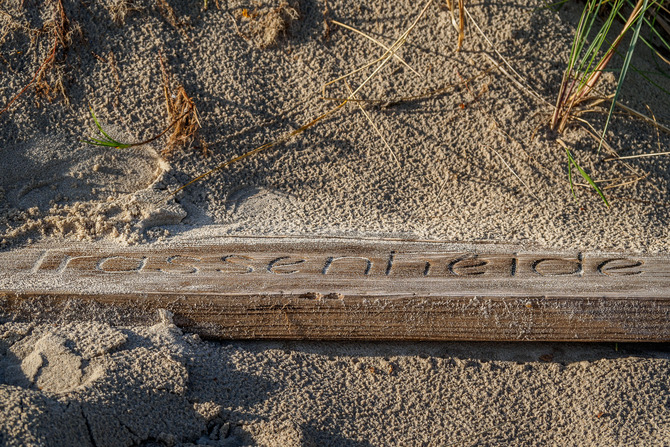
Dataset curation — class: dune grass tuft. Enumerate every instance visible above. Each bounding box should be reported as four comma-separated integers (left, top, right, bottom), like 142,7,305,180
83,105,193,150
550,0,669,205
158,53,205,157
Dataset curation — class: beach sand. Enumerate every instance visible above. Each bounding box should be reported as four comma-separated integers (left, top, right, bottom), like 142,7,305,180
1,0,669,444
2,317,670,446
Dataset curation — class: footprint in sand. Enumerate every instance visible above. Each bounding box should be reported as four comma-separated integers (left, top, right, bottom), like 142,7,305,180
0,134,186,244
2,322,128,393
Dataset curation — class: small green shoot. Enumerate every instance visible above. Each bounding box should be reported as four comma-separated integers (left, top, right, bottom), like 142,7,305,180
82,107,132,148
564,144,610,207
83,105,194,150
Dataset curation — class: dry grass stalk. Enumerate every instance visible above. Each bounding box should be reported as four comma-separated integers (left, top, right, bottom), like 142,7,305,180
171,0,434,197
34,0,79,104
445,0,465,50
0,0,78,116
107,0,143,26
489,146,539,200
322,1,433,100
155,0,190,41
330,20,420,77
322,0,331,40
344,80,400,166
158,53,205,157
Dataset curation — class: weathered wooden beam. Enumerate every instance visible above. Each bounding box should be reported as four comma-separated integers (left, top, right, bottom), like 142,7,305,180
1,237,669,341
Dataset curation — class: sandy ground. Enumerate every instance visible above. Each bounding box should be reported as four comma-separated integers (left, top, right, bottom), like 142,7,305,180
2,318,670,446
0,0,669,251
1,0,670,445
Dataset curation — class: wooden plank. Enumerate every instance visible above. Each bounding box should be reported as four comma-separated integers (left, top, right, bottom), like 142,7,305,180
1,237,669,341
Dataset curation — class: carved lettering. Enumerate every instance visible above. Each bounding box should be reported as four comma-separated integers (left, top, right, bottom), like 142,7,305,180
448,256,489,276
56,255,98,273
29,250,49,273
598,259,643,276
2,248,657,282
217,255,254,274
385,251,396,276
96,256,147,273
322,256,372,276
160,255,201,275
300,292,322,300
532,255,582,276
423,261,431,277
268,257,305,274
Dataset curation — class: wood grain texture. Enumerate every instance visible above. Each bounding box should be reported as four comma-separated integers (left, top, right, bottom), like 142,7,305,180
1,237,669,341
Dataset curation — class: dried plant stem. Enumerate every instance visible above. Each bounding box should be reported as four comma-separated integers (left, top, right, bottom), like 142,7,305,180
172,0,434,196
158,52,203,156
84,106,193,149
330,20,420,77
0,30,57,116
170,100,349,196
616,102,670,135
445,0,465,50
489,146,539,200
322,70,492,110
0,0,72,116
132,106,195,147
344,81,400,166
551,0,649,133
465,7,549,105
612,151,670,159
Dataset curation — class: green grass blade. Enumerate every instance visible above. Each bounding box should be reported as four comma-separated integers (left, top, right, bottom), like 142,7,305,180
90,107,113,142
575,1,617,76
84,107,132,149
617,1,670,71
567,153,579,202
573,2,604,76
81,138,124,147
575,1,625,95
625,13,670,71
555,0,623,123
565,148,610,207
598,0,650,153
555,1,597,118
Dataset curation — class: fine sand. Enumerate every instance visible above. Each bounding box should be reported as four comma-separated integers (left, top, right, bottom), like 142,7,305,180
1,0,669,251
1,0,670,445
2,317,670,446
